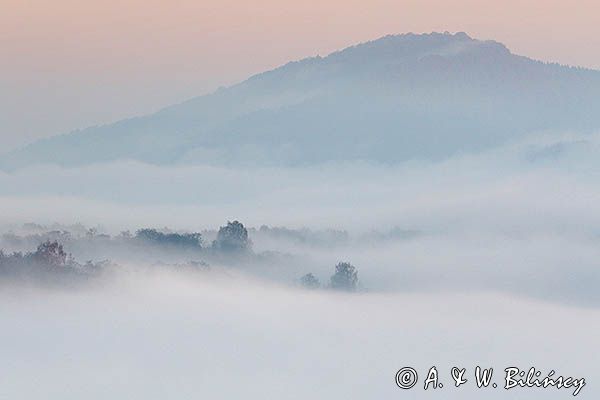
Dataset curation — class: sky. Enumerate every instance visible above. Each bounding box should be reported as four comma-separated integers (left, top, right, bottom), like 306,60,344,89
2,0,600,151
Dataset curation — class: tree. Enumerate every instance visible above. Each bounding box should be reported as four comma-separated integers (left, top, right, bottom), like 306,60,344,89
330,262,358,291
300,273,320,289
212,221,251,252
34,241,68,267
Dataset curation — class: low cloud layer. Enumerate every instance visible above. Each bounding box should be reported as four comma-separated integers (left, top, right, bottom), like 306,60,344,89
1,131,600,231
1,132,600,305
0,273,597,399
1,131,599,397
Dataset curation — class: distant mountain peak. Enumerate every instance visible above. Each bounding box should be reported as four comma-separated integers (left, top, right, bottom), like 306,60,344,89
241,32,513,90
328,31,476,55
288,31,511,72
2,32,600,170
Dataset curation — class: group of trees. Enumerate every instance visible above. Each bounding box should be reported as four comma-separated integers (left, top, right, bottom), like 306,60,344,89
0,241,72,270
1,222,363,293
300,262,359,292
0,240,106,280
33,241,70,267
135,221,251,253
0,220,253,280
135,229,203,248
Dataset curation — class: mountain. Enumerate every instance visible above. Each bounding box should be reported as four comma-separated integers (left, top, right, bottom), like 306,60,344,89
4,32,600,169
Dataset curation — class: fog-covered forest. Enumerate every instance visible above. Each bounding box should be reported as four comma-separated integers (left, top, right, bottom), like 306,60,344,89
0,220,366,291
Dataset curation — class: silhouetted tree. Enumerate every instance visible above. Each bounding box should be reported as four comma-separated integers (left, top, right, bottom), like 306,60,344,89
212,221,251,252
330,262,358,291
34,241,68,267
300,273,320,289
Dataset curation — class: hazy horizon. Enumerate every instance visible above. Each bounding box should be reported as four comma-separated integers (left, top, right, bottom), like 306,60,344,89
3,0,600,150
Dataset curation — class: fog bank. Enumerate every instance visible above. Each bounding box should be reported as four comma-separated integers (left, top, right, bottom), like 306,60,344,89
0,273,596,399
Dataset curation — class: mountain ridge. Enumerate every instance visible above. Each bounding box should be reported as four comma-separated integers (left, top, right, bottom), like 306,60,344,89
3,32,600,170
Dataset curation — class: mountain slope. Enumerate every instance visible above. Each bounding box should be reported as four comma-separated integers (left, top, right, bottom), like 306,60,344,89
4,32,600,169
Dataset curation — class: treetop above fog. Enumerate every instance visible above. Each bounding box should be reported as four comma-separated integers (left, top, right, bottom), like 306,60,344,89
212,220,251,252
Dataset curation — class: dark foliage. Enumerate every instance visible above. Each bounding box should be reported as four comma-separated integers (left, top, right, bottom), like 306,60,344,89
0,241,106,283
136,229,202,248
330,262,359,291
212,221,251,252
33,241,69,267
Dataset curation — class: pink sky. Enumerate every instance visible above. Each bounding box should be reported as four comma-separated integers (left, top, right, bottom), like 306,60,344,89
2,0,600,149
